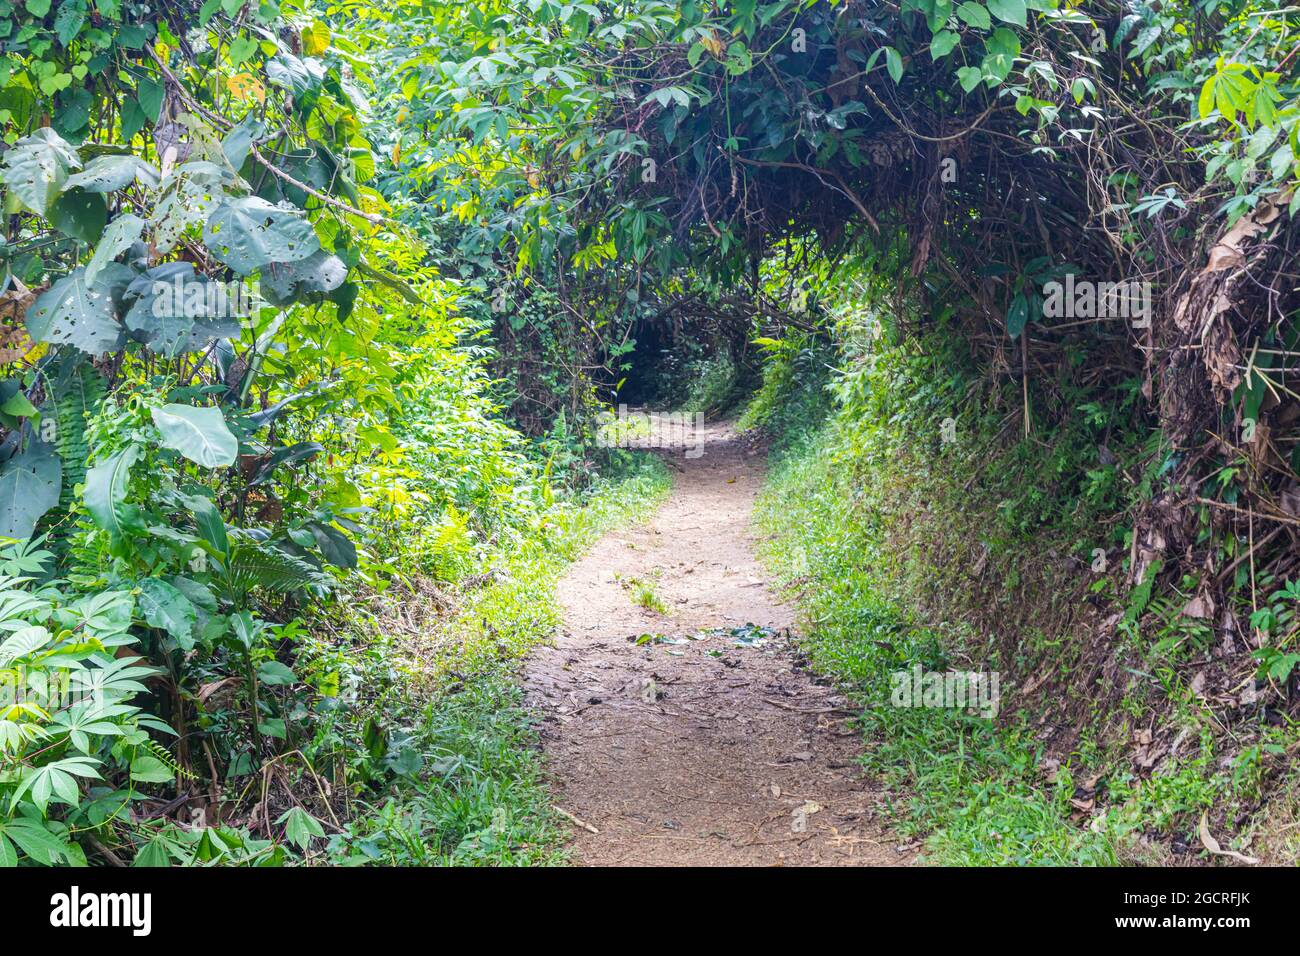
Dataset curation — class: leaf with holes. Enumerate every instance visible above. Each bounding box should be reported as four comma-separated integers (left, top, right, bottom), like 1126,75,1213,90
86,214,145,283
0,128,80,216
0,439,60,539
25,265,133,355
260,250,347,305
64,155,160,193
49,188,107,243
203,197,320,275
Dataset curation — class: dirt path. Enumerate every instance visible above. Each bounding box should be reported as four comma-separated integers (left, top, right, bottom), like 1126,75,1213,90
525,419,908,866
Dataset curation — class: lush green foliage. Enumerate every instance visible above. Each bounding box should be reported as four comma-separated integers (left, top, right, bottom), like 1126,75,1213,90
0,0,679,867
750,276,1294,864
2,0,1299,868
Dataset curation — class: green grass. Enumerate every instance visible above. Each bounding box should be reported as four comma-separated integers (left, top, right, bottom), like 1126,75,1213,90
433,454,672,679
750,353,1287,864
321,453,672,865
755,427,1120,865
617,572,668,614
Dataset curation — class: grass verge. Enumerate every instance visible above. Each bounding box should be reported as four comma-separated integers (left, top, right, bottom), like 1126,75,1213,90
314,454,671,865
742,307,1300,867
756,426,1120,865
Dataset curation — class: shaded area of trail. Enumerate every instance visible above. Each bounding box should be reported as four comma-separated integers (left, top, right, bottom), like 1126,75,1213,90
526,420,910,865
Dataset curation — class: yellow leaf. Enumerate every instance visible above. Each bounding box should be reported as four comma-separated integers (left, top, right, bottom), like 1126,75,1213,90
391,142,401,164
226,72,266,105
302,21,331,57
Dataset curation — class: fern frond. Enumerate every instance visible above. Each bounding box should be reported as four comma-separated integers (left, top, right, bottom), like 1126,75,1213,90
225,544,331,600
48,355,105,508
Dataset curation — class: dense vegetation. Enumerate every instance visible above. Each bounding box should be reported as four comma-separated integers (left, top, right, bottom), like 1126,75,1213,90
0,0,1296,866
0,0,671,866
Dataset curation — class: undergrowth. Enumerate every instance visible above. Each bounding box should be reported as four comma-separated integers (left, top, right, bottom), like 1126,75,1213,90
314,452,670,865
751,314,1291,865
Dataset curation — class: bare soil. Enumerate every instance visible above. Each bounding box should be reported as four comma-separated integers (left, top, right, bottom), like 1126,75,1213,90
525,419,910,866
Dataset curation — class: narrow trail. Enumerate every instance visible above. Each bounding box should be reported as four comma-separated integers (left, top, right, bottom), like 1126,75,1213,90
526,420,909,866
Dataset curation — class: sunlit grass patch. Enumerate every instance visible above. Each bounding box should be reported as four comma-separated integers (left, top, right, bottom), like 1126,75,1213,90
321,454,670,865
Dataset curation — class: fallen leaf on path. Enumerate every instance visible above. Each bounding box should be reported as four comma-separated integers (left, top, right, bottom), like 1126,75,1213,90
1198,812,1257,865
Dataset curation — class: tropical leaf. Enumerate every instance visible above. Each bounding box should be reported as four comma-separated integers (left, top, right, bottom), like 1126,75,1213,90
0,439,61,539
0,128,80,216
0,625,52,667
25,265,134,355
85,214,146,283
260,250,347,304
224,544,330,599
203,197,320,275
49,188,108,242
137,578,197,648
63,154,160,193
151,404,238,468
83,444,142,538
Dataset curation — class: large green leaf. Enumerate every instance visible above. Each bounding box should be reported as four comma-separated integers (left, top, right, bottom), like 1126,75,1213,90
203,197,320,276
307,520,357,569
84,444,142,537
85,214,145,283
986,0,1027,27
49,188,107,242
260,250,347,304
153,161,227,254
123,276,242,356
137,578,197,648
0,128,80,216
25,265,133,355
185,493,230,560
221,113,265,170
151,404,238,468
956,2,992,28
265,54,326,98
63,154,160,193
0,439,61,539
0,817,77,865
0,626,52,667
